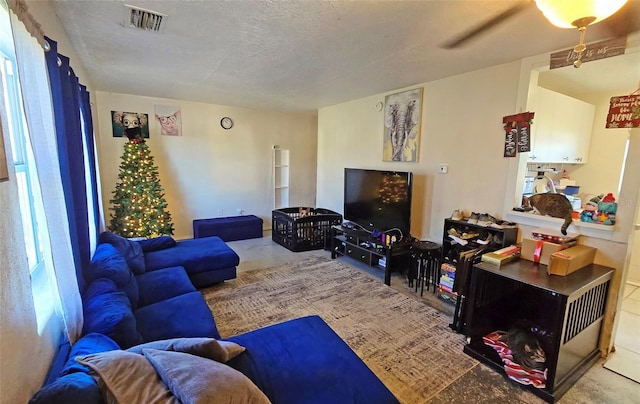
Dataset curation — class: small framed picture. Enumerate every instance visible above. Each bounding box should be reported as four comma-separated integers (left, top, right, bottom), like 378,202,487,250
154,105,182,136
111,111,150,138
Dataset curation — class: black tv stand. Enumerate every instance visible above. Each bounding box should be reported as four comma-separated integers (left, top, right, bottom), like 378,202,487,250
329,225,411,286
341,221,359,230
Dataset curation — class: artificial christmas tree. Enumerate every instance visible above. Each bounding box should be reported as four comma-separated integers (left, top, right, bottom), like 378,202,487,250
109,135,174,237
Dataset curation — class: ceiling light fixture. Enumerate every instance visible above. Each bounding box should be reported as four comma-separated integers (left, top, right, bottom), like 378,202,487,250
535,0,629,68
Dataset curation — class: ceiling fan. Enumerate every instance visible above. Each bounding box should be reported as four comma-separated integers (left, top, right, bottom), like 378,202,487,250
442,0,639,66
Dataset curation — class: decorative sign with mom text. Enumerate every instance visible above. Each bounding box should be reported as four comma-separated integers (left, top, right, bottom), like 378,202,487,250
607,94,640,128
502,112,534,158
549,37,626,70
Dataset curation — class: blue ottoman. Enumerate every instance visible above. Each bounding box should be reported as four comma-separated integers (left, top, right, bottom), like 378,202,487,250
193,215,263,242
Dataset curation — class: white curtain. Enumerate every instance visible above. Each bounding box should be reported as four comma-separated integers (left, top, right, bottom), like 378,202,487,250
10,11,83,342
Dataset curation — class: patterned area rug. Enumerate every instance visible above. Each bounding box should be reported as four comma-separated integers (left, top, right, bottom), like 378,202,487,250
201,255,478,403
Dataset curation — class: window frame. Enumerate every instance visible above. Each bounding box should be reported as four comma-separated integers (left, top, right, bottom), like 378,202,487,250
2,55,44,273
1,38,54,331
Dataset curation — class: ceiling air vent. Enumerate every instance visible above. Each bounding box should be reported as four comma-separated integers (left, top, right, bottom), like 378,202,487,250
124,5,166,32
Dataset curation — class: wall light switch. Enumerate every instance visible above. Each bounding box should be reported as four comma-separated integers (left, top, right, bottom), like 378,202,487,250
439,164,448,174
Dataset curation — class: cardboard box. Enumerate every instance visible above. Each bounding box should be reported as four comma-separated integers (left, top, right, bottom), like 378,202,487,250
481,245,521,266
521,237,577,266
547,245,597,276
530,227,580,243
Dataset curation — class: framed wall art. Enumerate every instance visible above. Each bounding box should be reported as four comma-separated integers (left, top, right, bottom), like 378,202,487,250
383,88,423,162
154,105,182,136
111,111,150,139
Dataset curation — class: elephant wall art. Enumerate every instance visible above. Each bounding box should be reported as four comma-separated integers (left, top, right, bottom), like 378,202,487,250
383,88,423,162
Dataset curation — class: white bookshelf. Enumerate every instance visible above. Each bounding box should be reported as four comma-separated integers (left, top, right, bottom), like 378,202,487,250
273,148,289,209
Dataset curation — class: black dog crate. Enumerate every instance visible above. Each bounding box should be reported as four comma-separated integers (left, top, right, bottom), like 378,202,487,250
462,260,613,403
272,207,342,252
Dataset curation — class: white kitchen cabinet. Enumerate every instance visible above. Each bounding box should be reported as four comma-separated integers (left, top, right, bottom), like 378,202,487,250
528,87,595,164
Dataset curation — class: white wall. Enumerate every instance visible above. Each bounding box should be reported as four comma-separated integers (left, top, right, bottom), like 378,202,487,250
561,94,629,201
95,92,318,239
628,194,640,285
317,61,522,242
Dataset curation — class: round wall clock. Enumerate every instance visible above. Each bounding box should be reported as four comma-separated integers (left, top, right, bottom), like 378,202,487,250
220,117,233,130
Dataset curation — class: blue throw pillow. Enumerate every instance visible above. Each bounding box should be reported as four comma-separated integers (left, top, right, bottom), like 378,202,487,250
136,235,176,252
87,243,138,308
82,278,143,349
60,333,120,376
28,372,103,404
99,231,145,274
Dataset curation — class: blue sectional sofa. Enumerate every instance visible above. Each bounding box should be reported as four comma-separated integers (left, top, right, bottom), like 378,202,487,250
144,236,240,288
29,232,399,404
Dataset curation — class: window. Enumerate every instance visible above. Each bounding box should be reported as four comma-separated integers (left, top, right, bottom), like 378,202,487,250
1,7,55,331
2,57,43,268
81,107,99,250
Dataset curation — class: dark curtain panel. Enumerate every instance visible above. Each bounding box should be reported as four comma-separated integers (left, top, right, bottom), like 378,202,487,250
44,36,95,292
80,85,101,239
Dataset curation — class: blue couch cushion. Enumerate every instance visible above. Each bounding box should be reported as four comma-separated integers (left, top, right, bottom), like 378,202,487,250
188,266,236,289
144,236,239,274
60,333,120,376
136,235,176,252
135,266,196,307
82,278,143,349
87,243,138,308
226,315,399,404
99,231,145,274
135,291,220,341
28,372,103,404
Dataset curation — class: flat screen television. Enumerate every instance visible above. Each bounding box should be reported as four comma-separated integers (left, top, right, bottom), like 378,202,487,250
343,168,413,238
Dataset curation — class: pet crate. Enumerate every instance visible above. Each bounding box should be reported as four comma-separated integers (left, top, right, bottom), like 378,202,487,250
272,207,342,252
462,260,613,403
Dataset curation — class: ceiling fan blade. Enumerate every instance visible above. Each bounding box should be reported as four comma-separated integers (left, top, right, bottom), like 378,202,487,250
599,1,640,38
441,1,532,49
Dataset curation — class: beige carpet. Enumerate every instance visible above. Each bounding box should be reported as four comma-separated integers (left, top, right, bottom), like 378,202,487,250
201,255,478,403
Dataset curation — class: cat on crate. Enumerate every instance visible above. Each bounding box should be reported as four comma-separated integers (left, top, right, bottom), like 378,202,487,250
498,327,547,371
523,193,573,235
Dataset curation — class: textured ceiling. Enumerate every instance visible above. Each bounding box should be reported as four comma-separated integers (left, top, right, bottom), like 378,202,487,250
50,0,640,112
